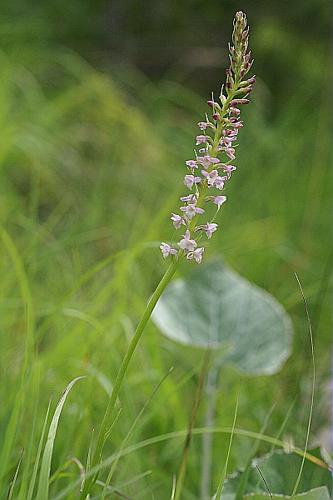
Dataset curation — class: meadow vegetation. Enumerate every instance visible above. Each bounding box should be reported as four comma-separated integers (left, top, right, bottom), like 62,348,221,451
0,7,331,497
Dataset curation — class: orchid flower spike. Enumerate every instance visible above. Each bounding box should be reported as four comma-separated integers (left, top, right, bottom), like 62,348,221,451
161,11,255,264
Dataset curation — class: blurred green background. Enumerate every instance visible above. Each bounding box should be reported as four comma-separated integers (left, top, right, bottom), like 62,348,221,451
0,0,331,498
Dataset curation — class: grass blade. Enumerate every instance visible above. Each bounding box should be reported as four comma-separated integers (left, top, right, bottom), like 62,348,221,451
35,377,84,500
292,274,316,496
26,402,51,500
7,450,23,500
0,394,23,495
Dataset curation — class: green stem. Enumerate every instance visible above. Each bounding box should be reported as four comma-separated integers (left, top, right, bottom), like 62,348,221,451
81,257,180,497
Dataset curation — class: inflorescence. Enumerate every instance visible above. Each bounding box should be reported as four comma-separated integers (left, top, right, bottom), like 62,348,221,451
160,11,255,264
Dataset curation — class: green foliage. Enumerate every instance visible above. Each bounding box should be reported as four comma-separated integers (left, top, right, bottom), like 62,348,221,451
0,3,331,493
222,448,331,498
243,486,330,500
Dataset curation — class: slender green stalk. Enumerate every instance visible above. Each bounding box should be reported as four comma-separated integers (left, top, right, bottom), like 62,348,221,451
81,257,180,497
291,274,315,497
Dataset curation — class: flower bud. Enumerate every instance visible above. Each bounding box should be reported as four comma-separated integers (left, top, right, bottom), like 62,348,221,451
240,75,256,87
229,107,241,116
230,98,250,105
207,100,217,108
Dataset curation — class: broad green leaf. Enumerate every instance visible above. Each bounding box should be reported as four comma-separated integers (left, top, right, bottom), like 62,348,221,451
244,486,330,499
36,377,84,500
153,261,293,374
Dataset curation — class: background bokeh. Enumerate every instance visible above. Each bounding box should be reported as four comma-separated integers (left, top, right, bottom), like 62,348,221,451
0,1,331,498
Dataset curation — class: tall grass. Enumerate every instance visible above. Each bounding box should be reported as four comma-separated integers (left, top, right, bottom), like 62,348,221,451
0,36,331,498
